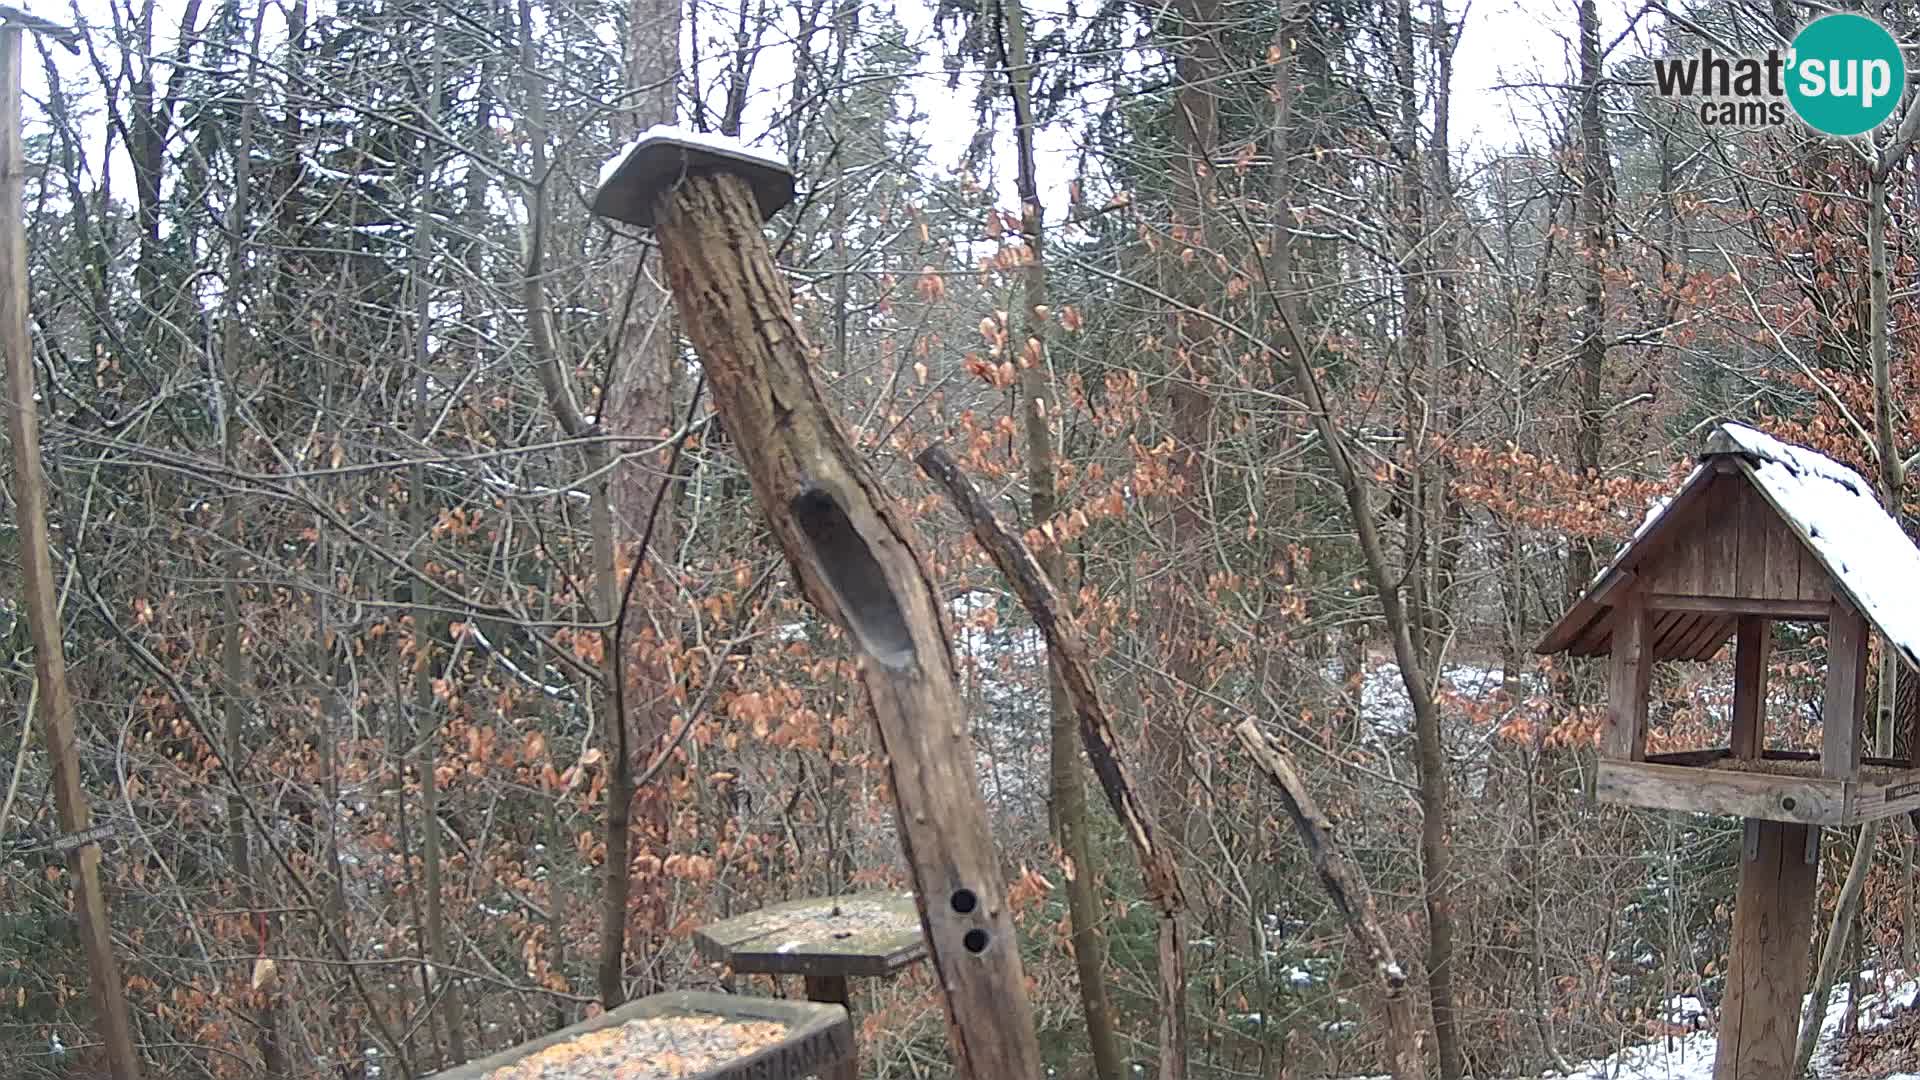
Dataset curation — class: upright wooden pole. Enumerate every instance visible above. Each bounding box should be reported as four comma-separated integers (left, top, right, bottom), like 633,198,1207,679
594,138,1044,1079
0,25,143,1080
1713,820,1816,1079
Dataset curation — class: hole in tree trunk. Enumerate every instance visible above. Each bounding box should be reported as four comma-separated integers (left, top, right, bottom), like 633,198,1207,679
791,485,915,671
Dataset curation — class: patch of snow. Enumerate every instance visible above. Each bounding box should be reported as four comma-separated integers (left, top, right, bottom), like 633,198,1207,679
1718,422,1920,671
598,125,793,189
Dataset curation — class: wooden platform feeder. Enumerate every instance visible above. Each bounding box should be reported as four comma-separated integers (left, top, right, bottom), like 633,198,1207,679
695,892,926,1080
1538,421,1920,1079
430,990,851,1080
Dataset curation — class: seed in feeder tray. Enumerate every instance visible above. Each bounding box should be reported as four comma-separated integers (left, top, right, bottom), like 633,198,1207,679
482,1015,791,1080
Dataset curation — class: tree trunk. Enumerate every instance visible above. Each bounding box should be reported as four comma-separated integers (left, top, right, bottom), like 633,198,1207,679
1568,0,1613,603
644,167,1046,1080
996,3,1123,1078
217,21,285,1070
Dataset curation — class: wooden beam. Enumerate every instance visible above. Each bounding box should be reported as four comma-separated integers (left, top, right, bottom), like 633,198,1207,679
1714,820,1818,1079
625,163,1043,1078
0,26,142,1080
1646,595,1830,619
1732,617,1770,760
1824,599,1868,780
1594,760,1844,825
1845,768,1920,824
1606,590,1653,761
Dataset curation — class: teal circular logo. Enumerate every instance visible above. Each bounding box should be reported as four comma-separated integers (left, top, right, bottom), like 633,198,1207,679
1787,14,1907,137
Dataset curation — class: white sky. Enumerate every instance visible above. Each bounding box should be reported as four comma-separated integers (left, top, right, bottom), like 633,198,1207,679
9,0,1657,235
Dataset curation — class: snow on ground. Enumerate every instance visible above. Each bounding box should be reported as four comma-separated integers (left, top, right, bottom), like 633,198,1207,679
1335,971,1917,1079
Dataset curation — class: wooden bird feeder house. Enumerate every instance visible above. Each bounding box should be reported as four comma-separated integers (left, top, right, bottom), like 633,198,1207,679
1538,421,1920,1078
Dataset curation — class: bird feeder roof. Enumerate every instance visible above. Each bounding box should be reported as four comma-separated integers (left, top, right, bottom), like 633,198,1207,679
1537,422,1920,672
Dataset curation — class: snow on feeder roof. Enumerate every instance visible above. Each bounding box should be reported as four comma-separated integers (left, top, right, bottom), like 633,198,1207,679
593,125,795,229
1538,421,1920,673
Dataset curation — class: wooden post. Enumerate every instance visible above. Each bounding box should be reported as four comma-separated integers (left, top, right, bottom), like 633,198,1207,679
802,976,855,1080
1730,616,1769,761
1605,591,1652,761
593,135,1043,1080
0,25,143,1080
1713,820,1817,1079
1823,599,1868,780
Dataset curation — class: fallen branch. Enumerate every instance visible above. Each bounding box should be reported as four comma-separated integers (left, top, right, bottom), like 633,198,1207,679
916,444,1189,1079
1232,719,1428,1080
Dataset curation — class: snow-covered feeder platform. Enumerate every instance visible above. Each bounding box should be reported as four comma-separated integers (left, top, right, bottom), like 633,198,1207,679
1538,421,1920,1078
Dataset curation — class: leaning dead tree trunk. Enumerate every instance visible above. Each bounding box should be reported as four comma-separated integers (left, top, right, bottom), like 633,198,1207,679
593,135,1043,1080
1233,721,1428,1080
918,444,1189,1079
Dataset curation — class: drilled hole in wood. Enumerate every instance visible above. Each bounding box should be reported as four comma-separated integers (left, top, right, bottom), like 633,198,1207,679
950,889,977,915
1781,796,1798,812
791,485,914,670
963,928,990,954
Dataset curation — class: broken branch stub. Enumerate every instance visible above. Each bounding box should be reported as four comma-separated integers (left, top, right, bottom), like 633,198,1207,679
1232,719,1428,1080
593,135,1043,1080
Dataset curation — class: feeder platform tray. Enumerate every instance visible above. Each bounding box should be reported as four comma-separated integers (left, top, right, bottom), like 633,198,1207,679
1598,749,1920,826
694,892,925,979
431,990,850,1080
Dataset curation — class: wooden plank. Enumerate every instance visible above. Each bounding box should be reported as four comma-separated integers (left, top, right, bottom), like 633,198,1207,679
1824,599,1868,779
1762,490,1802,600
1646,595,1830,619
432,990,854,1080
1594,760,1846,825
693,893,926,978
1606,592,1654,761
1703,477,1743,596
1650,610,1699,657
1684,615,1737,661
1735,482,1766,598
1714,820,1819,1079
1842,768,1920,825
1732,617,1770,760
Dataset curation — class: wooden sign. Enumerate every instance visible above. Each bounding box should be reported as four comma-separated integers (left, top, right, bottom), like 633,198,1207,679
51,822,114,855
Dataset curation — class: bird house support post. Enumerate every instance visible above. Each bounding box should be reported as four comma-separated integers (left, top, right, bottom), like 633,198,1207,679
593,133,1043,1080
0,23,142,1080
